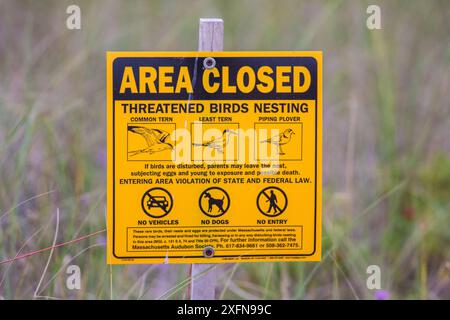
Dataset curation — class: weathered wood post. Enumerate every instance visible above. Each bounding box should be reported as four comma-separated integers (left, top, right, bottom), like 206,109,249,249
190,18,223,300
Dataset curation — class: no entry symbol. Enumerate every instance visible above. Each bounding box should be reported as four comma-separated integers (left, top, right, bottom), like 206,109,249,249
256,186,288,217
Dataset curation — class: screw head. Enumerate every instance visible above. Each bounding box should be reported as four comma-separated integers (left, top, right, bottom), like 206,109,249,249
203,57,216,69
203,246,215,258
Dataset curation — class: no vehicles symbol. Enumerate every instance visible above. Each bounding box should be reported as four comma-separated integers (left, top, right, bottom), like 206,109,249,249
256,186,288,217
141,187,173,218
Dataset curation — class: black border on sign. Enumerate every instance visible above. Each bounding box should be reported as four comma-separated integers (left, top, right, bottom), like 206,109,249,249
112,56,319,260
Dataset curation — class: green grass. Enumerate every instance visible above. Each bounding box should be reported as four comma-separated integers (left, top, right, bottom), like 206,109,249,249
0,0,449,300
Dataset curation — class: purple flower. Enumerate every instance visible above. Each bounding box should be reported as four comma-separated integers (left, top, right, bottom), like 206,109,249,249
96,235,106,246
375,290,390,300
96,148,107,170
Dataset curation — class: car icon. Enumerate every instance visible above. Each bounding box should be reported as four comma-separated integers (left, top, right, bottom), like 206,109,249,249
147,196,169,210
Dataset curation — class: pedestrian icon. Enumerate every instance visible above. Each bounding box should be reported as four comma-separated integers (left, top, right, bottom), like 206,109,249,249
199,187,230,218
141,187,173,218
256,186,288,217
266,190,278,214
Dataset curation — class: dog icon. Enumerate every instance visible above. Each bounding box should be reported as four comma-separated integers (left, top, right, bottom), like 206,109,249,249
203,192,225,213
199,187,230,217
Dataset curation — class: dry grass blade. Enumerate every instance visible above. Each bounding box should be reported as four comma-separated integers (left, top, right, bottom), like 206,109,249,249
37,243,104,296
0,190,55,222
0,229,106,265
330,254,359,300
0,226,44,288
33,208,60,298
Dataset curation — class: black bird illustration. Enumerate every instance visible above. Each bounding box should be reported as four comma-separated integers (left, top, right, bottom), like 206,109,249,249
260,128,295,155
128,126,173,156
192,129,237,153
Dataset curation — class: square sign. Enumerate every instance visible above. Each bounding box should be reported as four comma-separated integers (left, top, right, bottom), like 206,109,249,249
107,52,322,264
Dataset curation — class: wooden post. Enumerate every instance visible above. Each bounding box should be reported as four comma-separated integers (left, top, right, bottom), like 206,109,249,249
198,18,224,51
190,18,224,300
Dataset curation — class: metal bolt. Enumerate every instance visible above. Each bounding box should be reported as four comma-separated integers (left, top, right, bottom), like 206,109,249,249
203,57,216,69
203,246,215,258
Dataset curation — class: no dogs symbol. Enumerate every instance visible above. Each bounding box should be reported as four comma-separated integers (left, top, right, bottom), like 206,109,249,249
199,187,230,218
141,187,173,218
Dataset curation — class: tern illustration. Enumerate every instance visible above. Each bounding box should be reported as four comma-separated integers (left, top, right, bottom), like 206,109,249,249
128,126,173,156
260,128,295,155
192,129,237,153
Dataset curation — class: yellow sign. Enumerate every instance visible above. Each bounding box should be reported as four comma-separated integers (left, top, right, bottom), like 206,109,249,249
107,52,322,264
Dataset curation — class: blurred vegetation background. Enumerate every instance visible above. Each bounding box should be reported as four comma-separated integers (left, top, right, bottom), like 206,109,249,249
0,0,449,299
